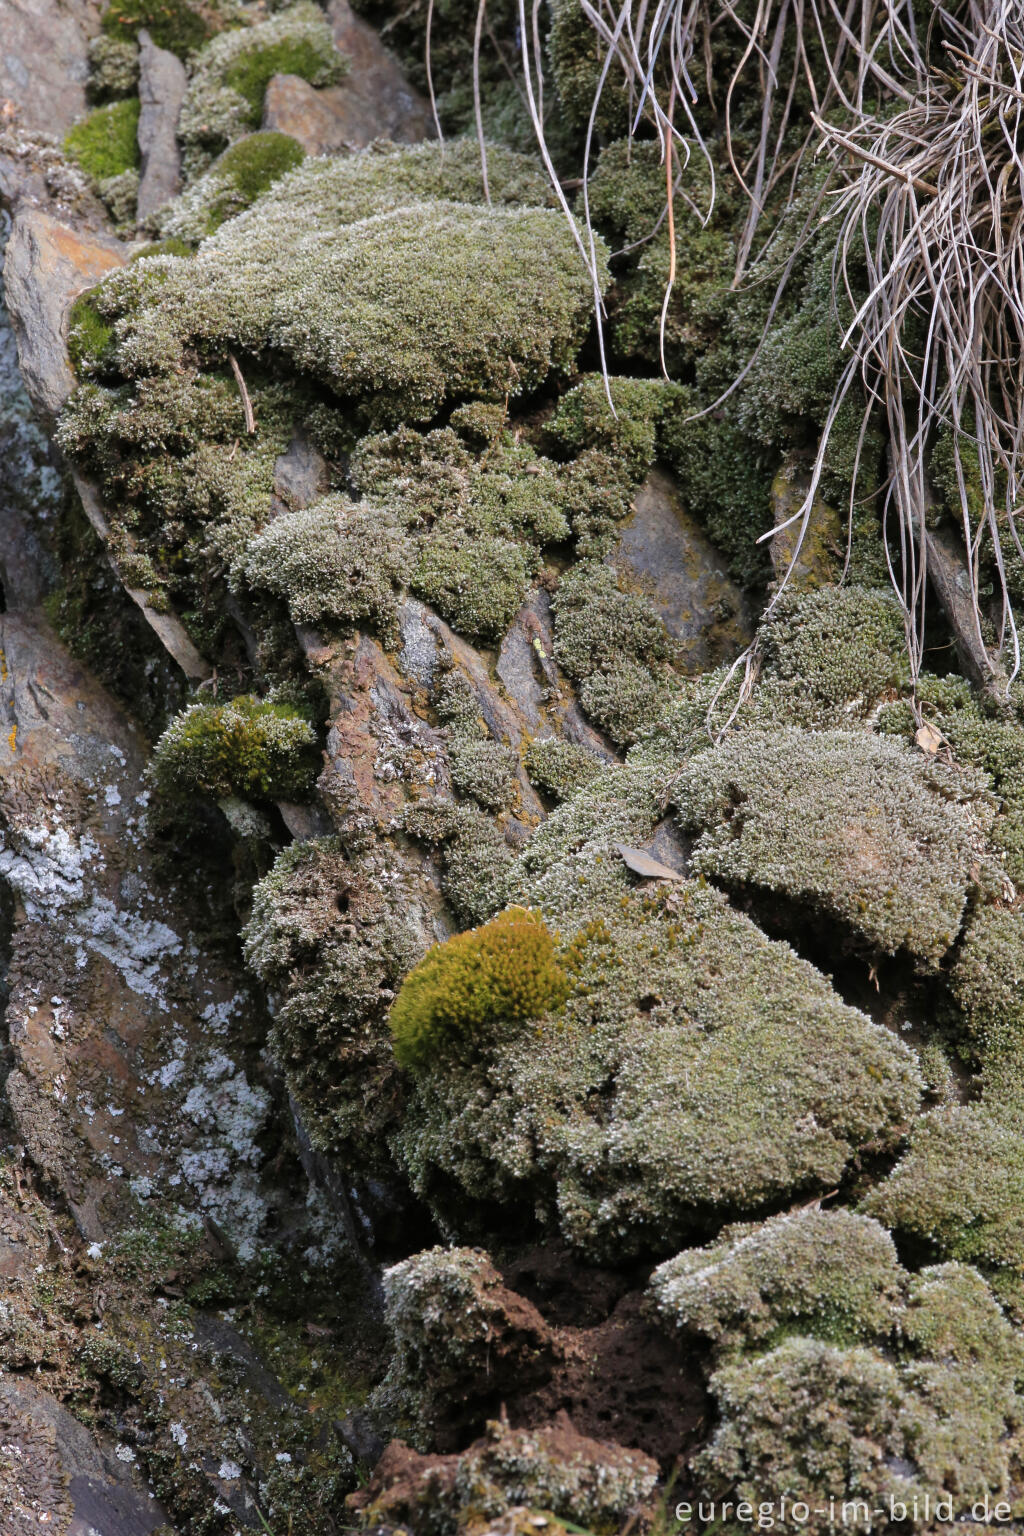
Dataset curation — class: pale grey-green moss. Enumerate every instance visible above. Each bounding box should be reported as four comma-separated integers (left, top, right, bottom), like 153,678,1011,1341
695,1335,1022,1529
523,737,603,801
448,737,518,812
87,35,140,101
242,837,428,1165
241,497,404,639
371,1247,551,1450
178,2,345,173
650,1210,905,1355
549,373,683,479
394,768,922,1258
553,563,674,746
861,1105,1024,1277
101,197,603,426
156,131,306,243
756,585,910,723
672,728,994,967
399,796,514,928
951,906,1024,1060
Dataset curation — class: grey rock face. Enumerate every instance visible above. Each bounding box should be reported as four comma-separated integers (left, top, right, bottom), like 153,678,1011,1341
136,29,187,221
608,466,754,670
0,0,100,136
2,207,124,418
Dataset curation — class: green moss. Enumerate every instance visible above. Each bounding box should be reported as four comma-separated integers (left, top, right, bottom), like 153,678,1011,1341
390,907,570,1071
650,1210,905,1355
413,532,530,644
696,1335,1022,1528
150,693,316,800
861,1101,1024,1280
951,906,1024,1061
96,196,602,427
241,497,404,640
101,0,212,55
524,737,603,802
159,132,305,243
242,837,427,1164
130,236,193,260
64,97,141,182
552,562,673,744
672,728,993,967
549,374,681,480
757,585,910,723
67,293,116,377
178,2,344,167
394,765,922,1258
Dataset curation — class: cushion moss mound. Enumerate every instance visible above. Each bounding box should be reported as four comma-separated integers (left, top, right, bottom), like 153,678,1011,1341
672,728,994,967
101,0,212,56
97,185,603,425
64,98,141,182
390,908,570,1071
150,694,316,800
392,765,922,1259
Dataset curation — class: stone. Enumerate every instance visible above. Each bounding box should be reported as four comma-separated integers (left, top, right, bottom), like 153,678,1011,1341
0,0,100,139
272,427,331,513
607,467,753,671
136,30,187,222
768,453,843,590
2,208,124,417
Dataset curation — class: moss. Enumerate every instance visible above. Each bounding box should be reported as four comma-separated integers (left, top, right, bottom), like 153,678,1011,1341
242,837,428,1164
98,195,602,427
549,374,682,480
861,1105,1024,1277
695,1335,1022,1529
389,907,570,1072
130,236,193,260
178,3,345,167
657,390,776,587
757,585,910,723
523,738,603,802
371,1247,552,1450
453,1420,657,1535
87,34,139,101
150,693,316,800
67,293,116,378
157,131,305,243
950,906,1024,1061
241,497,404,639
413,532,531,645
448,737,519,812
394,767,922,1258
552,562,674,745
650,1210,905,1356
98,166,139,227
101,0,213,56
64,97,141,182
671,728,993,967
441,808,516,928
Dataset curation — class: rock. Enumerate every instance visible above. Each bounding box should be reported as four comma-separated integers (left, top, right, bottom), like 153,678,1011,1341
0,0,100,138
262,2,431,153
272,427,331,513
769,453,843,590
608,467,753,670
136,30,187,222
3,208,124,417
0,1376,170,1535
328,0,430,144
